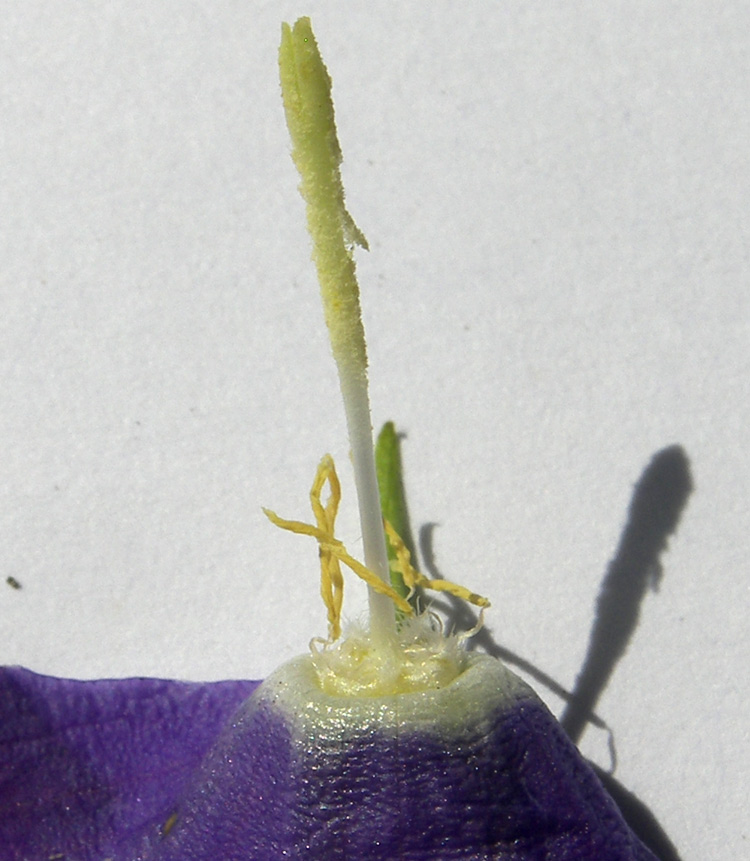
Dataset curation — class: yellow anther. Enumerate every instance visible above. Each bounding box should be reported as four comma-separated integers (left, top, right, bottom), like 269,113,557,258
264,456,412,642
383,519,490,611
265,456,489,643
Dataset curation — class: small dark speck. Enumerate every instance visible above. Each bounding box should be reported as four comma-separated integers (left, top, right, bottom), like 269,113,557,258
6,576,21,590
161,810,178,837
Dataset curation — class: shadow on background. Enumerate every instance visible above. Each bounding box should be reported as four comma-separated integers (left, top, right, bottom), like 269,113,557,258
560,445,693,745
414,444,693,861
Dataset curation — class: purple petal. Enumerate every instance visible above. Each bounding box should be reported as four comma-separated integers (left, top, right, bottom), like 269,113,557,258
1,659,658,860
0,666,258,859
129,656,658,861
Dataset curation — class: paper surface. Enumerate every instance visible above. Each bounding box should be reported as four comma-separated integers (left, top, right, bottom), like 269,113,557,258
1,3,747,859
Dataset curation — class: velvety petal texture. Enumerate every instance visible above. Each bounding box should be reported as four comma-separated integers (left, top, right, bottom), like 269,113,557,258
0,667,258,860
1,657,657,860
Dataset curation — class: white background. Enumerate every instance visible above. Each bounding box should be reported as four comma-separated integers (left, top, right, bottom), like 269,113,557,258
1,3,747,859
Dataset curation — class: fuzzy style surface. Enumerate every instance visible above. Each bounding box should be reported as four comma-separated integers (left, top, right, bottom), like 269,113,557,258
0,661,658,861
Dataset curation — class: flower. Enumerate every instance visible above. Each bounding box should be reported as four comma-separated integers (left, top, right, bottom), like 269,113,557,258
0,660,658,860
